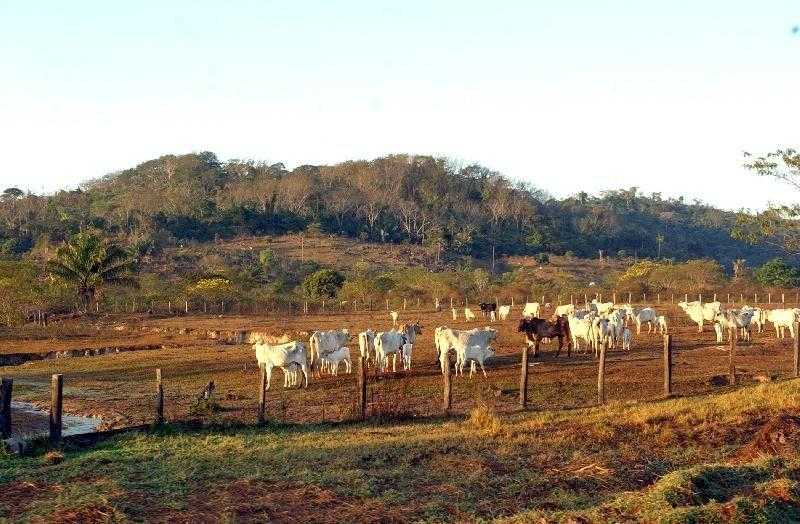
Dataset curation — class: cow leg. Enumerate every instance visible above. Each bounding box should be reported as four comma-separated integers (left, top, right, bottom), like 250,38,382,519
392,353,397,373
479,359,487,378
265,364,273,391
536,338,543,358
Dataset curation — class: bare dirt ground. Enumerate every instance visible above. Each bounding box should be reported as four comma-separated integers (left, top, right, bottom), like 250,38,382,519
1,301,797,434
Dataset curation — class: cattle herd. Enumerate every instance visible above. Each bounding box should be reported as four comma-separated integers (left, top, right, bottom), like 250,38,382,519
250,297,800,390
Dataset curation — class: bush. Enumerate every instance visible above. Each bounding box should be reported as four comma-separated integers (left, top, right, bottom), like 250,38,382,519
535,253,550,264
754,258,800,287
302,269,345,299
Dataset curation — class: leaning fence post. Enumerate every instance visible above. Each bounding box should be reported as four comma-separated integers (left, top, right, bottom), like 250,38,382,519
49,374,63,444
155,369,164,425
358,356,367,420
442,354,452,415
519,345,529,409
794,323,799,378
597,342,606,405
0,378,12,438
258,364,267,423
729,330,737,386
663,335,672,397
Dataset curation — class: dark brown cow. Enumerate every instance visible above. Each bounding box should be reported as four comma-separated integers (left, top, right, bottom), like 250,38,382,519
517,315,572,358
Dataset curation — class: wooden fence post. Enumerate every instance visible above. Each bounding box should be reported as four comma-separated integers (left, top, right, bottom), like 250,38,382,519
768,293,772,304
729,331,737,386
612,292,616,303
663,335,672,397
450,297,454,309
185,300,188,313
49,374,63,444
519,345,529,409
628,292,632,303
358,356,367,420
657,293,660,304
386,298,389,311
597,342,606,405
684,293,688,302
442,353,452,415
403,298,407,310
511,297,515,307
258,364,267,423
153,368,164,425
794,323,799,378
782,293,785,304
0,378,11,438
713,293,717,302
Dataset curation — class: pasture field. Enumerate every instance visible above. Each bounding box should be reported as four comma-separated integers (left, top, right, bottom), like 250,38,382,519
4,302,800,521
1,302,798,430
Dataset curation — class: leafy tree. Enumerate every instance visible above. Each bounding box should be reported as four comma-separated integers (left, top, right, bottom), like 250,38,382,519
46,232,136,311
753,258,800,287
302,269,344,299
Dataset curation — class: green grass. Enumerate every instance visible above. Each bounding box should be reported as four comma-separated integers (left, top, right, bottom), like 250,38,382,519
4,380,800,521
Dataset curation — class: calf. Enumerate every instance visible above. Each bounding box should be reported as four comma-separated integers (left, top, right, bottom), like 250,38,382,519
309,329,350,374
390,310,399,327
464,307,477,321
402,342,413,370
435,326,498,372
456,344,495,378
657,315,668,334
478,302,497,318
522,302,541,318
358,329,376,363
622,328,632,351
374,330,407,372
321,346,352,375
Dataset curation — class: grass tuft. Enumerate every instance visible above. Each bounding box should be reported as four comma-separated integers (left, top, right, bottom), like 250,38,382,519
466,401,502,436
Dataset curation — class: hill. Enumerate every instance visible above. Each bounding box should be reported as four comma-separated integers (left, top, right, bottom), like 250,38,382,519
4,378,800,521
0,152,787,268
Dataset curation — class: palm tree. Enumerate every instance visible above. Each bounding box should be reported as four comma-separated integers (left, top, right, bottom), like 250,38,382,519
655,234,665,258
47,232,136,312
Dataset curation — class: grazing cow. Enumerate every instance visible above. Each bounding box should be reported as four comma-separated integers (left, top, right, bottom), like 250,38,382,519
567,315,593,354
678,301,721,332
590,300,614,315
633,307,658,335
451,308,458,321
522,302,541,318
498,305,511,321
456,345,496,378
555,304,575,317
657,315,668,335
517,316,573,358
401,342,413,370
254,340,310,390
374,330,407,372
390,310,399,327
435,326,498,372
464,307,477,321
358,329,376,363
713,309,754,343
591,317,611,355
309,329,350,373
622,328,632,351
321,346,352,375
478,302,497,319
767,308,798,339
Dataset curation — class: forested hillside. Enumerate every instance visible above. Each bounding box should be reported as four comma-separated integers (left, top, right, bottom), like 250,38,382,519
0,151,785,266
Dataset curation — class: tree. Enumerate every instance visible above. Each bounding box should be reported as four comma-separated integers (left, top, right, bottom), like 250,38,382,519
302,269,345,299
655,234,665,258
1,188,23,201
753,258,800,287
733,149,800,252
46,232,136,312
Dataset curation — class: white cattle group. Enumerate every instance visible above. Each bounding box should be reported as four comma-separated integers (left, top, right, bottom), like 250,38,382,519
434,326,497,377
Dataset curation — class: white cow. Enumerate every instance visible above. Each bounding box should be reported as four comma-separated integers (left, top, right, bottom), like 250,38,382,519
568,316,593,353
767,308,798,339
358,329,376,363
456,345,495,378
590,300,614,315
435,326,497,374
606,310,625,348
555,304,576,317
254,340,310,390
321,346,352,375
591,317,611,355
309,329,350,373
464,307,477,321
742,306,766,334
374,330,406,372
633,307,658,335
498,305,511,321
390,310,399,327
657,315,668,335
713,309,754,343
522,302,541,318
678,301,722,332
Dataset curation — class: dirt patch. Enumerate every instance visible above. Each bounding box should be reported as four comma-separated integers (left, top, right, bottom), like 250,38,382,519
0,481,62,520
48,503,119,524
735,414,800,462
160,480,409,523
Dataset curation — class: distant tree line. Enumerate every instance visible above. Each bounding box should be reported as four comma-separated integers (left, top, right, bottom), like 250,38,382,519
0,151,787,267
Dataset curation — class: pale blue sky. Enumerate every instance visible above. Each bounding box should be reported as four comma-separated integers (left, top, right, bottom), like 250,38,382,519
1,1,798,209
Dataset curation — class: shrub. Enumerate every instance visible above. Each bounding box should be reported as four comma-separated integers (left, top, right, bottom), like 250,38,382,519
754,258,800,287
302,269,345,299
